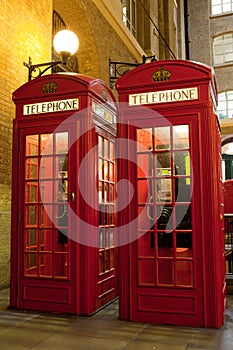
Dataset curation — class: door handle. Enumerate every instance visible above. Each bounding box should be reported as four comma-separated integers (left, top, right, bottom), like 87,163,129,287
70,192,75,202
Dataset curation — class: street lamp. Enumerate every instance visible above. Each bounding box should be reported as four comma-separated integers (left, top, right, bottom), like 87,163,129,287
24,29,79,81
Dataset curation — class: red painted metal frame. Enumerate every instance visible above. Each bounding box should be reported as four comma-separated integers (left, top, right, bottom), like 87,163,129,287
10,74,118,315
116,60,225,328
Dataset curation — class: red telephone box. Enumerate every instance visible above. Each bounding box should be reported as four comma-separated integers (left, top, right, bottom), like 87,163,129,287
10,73,118,314
224,180,233,213
116,60,225,328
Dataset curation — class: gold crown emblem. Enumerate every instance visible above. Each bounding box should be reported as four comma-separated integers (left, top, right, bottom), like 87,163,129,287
42,81,58,93
152,67,171,82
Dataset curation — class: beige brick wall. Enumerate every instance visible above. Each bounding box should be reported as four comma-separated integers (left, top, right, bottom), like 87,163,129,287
0,0,53,289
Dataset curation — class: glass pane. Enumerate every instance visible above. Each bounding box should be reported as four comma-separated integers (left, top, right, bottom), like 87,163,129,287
174,151,190,176
137,232,155,257
55,203,68,228
137,153,153,177
25,254,37,276
173,125,189,149
25,229,37,249
157,178,172,203
104,161,109,180
104,250,110,271
99,251,104,273
176,232,192,257
109,142,114,160
156,153,171,176
158,260,173,285
176,205,192,230
25,182,38,203
138,206,152,231
39,229,52,252
176,178,191,202
104,139,109,158
99,159,103,180
99,228,105,248
109,162,114,181
40,205,52,227
26,135,39,156
26,158,38,179
98,136,104,157
109,249,114,269
39,254,52,277
137,180,149,204
176,261,193,286
39,180,53,203
157,206,173,230
137,128,153,151
157,232,173,256
55,233,68,252
40,156,53,179
26,205,37,225
109,183,114,202
26,253,37,269
55,132,68,153
40,134,53,154
154,126,170,150
138,259,156,285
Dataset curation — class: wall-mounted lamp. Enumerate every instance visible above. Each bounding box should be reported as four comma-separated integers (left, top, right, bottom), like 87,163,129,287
24,29,79,81
109,54,157,89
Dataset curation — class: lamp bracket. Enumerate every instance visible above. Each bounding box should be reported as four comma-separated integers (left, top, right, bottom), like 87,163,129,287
109,55,157,89
23,56,75,81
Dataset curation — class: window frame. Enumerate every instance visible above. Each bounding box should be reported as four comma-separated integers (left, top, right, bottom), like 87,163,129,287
121,0,137,37
213,33,233,66
211,0,233,16
217,90,233,119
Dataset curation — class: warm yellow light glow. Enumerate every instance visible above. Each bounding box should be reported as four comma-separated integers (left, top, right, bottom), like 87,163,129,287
53,30,79,55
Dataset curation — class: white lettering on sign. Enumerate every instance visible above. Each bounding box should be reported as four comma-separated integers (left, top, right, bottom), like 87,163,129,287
129,87,198,106
23,98,79,115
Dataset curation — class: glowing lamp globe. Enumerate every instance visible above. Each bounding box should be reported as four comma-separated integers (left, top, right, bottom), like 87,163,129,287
53,30,79,63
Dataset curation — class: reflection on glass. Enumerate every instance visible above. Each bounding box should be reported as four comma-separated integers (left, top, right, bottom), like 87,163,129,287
55,132,68,153
40,157,53,179
26,205,37,225
157,178,172,202
156,153,171,176
39,254,53,277
137,153,153,177
109,142,114,159
175,178,191,202
173,125,189,149
137,128,153,151
26,135,39,156
40,134,53,154
174,151,190,176
25,183,37,203
98,136,104,157
154,126,170,150
39,229,52,251
26,158,38,179
138,206,151,231
137,180,149,204
157,206,173,230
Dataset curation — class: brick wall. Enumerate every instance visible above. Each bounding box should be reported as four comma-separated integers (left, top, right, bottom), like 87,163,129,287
0,0,53,289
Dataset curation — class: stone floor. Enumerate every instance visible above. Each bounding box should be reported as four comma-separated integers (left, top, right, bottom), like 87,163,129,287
0,288,233,350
